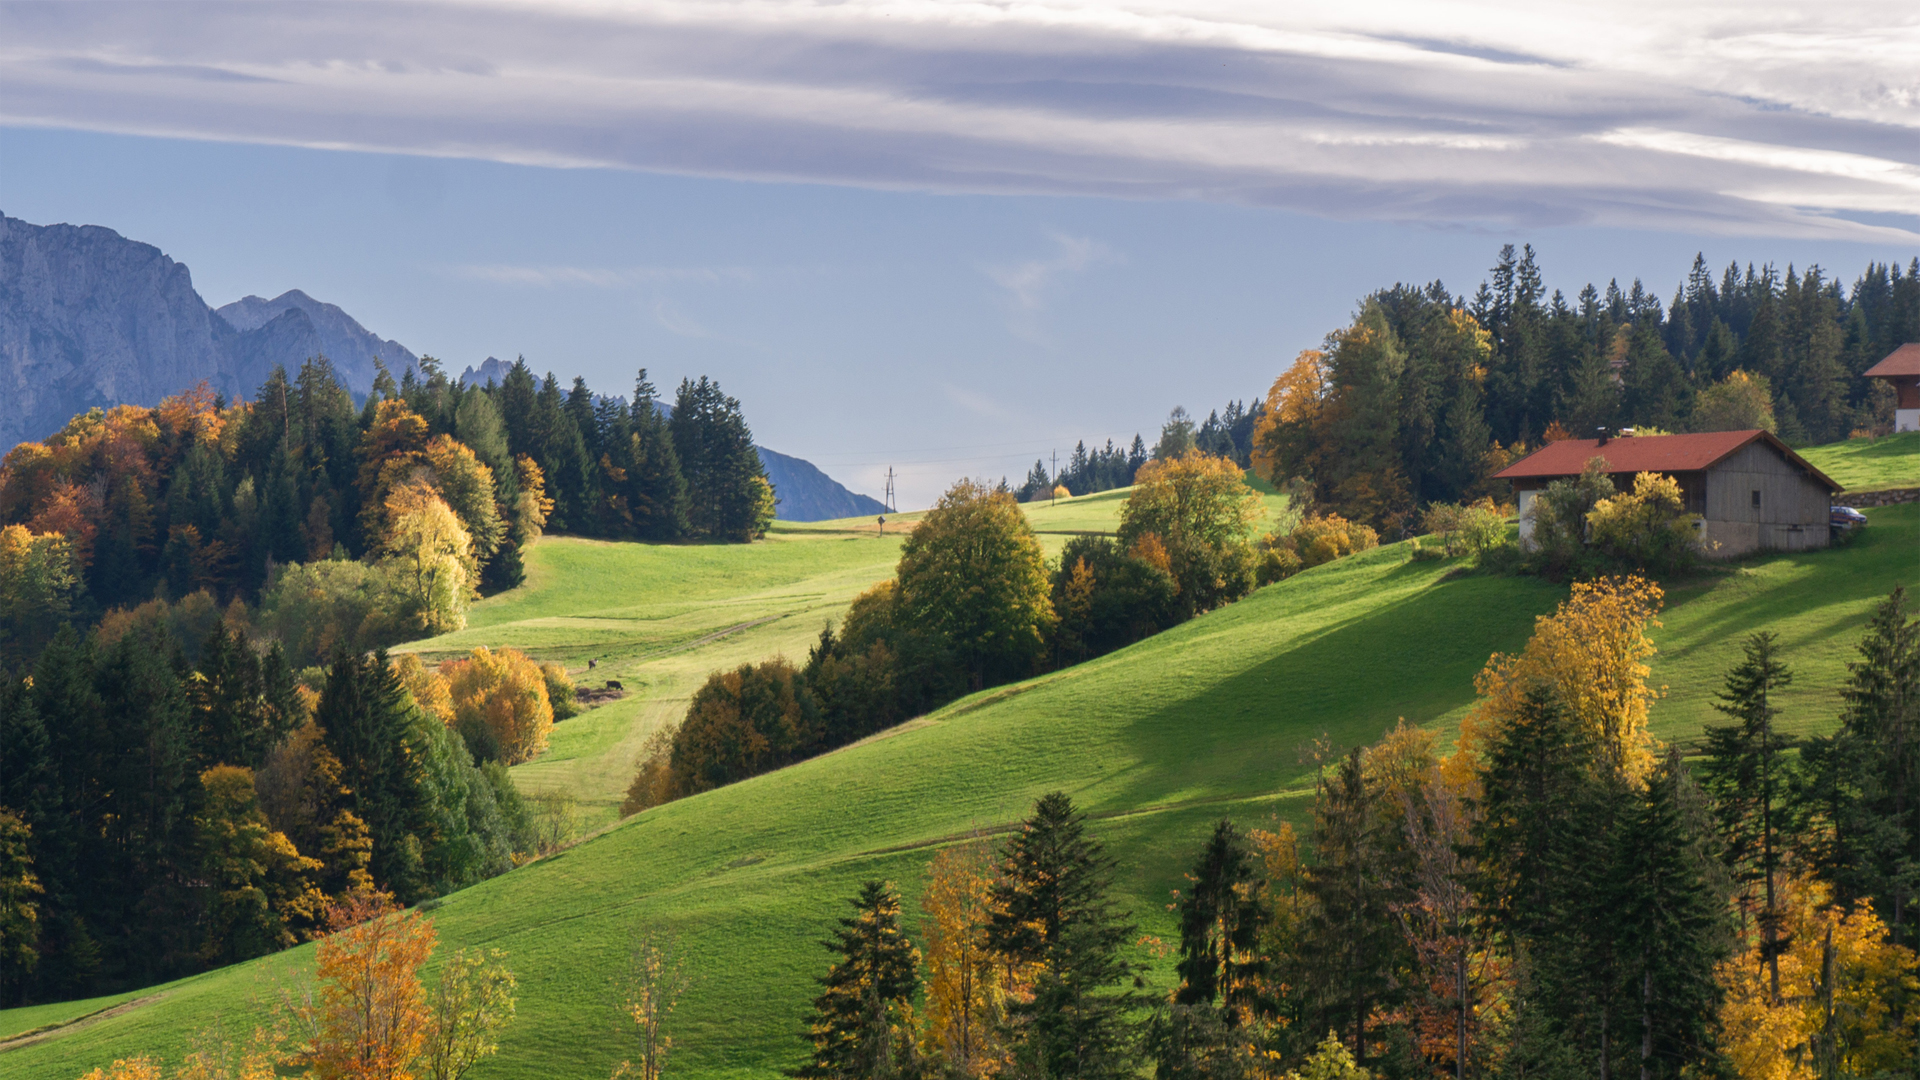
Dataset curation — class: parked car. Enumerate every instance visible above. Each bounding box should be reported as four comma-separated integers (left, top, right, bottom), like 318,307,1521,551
1831,505,1869,531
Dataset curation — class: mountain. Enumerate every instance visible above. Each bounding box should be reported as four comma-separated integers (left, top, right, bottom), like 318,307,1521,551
758,446,888,520
217,289,417,391
0,213,328,452
0,213,889,522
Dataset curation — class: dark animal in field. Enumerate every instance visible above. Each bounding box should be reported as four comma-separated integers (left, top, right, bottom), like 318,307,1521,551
588,658,597,670
606,680,623,690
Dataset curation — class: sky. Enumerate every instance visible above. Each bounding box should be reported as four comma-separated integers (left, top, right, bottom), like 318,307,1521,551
2,1,1916,508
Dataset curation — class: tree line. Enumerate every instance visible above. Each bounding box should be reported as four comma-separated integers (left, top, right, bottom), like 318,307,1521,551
1016,401,1263,503
786,582,1919,1080
1251,248,1918,535
0,358,773,672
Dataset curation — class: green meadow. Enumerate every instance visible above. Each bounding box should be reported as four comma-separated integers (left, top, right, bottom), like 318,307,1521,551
1801,430,1919,492
5,488,1915,1078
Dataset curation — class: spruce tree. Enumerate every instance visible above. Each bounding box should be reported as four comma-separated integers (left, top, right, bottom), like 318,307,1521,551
1700,631,1794,1000
318,648,431,900
988,792,1141,1080
796,880,922,1080
672,376,772,542
1299,750,1404,1064
630,370,690,542
1174,819,1268,1017
1796,587,1920,950
1614,753,1731,1078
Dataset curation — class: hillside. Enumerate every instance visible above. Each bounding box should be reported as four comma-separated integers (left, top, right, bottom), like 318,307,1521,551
5,490,1913,1078
1802,430,1919,492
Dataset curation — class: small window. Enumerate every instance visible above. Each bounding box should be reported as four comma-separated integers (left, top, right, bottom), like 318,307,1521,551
1751,490,1762,508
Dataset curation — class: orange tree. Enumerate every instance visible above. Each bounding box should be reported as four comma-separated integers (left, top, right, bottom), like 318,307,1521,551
296,891,437,1080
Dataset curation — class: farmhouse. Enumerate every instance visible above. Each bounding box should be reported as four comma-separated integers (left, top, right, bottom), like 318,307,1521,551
1495,429,1841,558
1864,342,1920,433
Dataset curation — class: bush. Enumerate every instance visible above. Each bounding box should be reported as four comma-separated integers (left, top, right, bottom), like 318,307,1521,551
1525,458,1617,578
1256,513,1378,585
440,646,555,765
1419,497,1512,565
541,661,578,720
1586,472,1701,576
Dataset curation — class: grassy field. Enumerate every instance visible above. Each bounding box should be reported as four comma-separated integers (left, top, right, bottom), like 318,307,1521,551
7,490,1913,1080
1801,430,1918,492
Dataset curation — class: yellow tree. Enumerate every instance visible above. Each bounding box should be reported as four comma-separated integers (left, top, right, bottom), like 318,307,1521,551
611,936,691,1080
376,481,474,636
439,646,553,765
417,948,517,1080
1464,574,1664,783
1718,874,1919,1079
1251,349,1328,486
297,892,438,1080
195,765,325,964
920,841,1018,1077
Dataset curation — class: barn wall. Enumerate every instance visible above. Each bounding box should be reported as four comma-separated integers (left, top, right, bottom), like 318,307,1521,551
1704,443,1832,556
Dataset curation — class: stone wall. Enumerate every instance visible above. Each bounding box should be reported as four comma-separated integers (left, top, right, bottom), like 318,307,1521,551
1840,487,1920,507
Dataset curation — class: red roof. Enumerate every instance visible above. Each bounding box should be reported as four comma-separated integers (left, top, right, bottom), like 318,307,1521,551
1494,429,1839,491
1864,342,1920,379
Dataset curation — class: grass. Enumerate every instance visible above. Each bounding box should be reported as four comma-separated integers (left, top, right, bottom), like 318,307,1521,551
1800,430,1919,492
5,493,1913,1079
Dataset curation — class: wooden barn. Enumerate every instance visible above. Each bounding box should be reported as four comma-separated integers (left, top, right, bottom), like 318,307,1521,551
1494,429,1841,558
1864,342,1920,433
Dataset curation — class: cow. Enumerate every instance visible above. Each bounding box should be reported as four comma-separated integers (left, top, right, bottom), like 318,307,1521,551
606,680,623,691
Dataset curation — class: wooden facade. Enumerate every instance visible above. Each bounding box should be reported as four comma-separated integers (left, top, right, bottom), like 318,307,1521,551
1496,430,1840,559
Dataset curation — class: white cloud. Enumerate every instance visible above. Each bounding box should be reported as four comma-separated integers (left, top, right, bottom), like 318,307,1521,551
986,234,1112,311
0,1,1914,238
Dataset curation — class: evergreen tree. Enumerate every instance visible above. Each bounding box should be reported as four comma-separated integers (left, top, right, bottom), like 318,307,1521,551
672,376,771,542
795,880,922,1080
988,792,1142,1080
317,648,432,901
1299,750,1404,1063
1795,587,1920,950
1615,753,1732,1079
629,370,690,542
1700,631,1794,1001
1174,819,1268,1017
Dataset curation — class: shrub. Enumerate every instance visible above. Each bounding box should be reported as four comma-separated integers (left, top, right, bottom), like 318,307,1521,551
540,661,578,720
1586,471,1702,576
1256,513,1378,585
1524,458,1616,578
1690,370,1776,433
1419,498,1512,561
440,646,554,765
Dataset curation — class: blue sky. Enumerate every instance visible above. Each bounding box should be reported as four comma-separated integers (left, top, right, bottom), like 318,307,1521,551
2,2,1916,506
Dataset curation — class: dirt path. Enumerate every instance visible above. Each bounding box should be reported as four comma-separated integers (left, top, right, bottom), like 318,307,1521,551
0,994,166,1054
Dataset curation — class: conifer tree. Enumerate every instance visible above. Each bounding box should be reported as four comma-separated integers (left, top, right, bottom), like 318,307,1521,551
796,880,922,1080
672,376,771,542
1796,587,1920,951
1614,753,1731,1078
1700,631,1794,1001
988,792,1141,1080
1174,819,1269,1018
1298,751,1403,1064
318,648,432,901
629,370,690,542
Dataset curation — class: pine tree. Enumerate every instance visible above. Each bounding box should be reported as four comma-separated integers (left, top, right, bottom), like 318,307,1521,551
318,648,431,901
1796,587,1920,951
1615,753,1731,1079
671,376,770,542
1173,819,1268,1018
796,880,922,1080
1299,751,1403,1063
1700,631,1794,1001
629,370,690,542
988,792,1141,1080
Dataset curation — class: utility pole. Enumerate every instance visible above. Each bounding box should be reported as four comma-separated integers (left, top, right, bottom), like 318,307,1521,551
1051,449,1058,505
883,467,896,514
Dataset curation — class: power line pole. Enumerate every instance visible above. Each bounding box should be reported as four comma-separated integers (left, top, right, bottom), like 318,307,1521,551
883,467,896,514
1051,449,1058,505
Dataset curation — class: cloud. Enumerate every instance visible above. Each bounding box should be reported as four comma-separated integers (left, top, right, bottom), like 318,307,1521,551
987,234,1112,311
1,1,1916,239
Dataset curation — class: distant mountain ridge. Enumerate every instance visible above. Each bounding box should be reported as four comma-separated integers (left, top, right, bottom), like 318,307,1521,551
0,213,885,521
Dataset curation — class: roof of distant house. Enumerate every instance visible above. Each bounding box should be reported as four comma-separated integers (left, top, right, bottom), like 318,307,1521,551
1863,342,1920,379
1494,429,1839,491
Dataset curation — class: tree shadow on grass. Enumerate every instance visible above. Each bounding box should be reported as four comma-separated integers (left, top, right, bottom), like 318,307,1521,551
1101,571,1564,811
